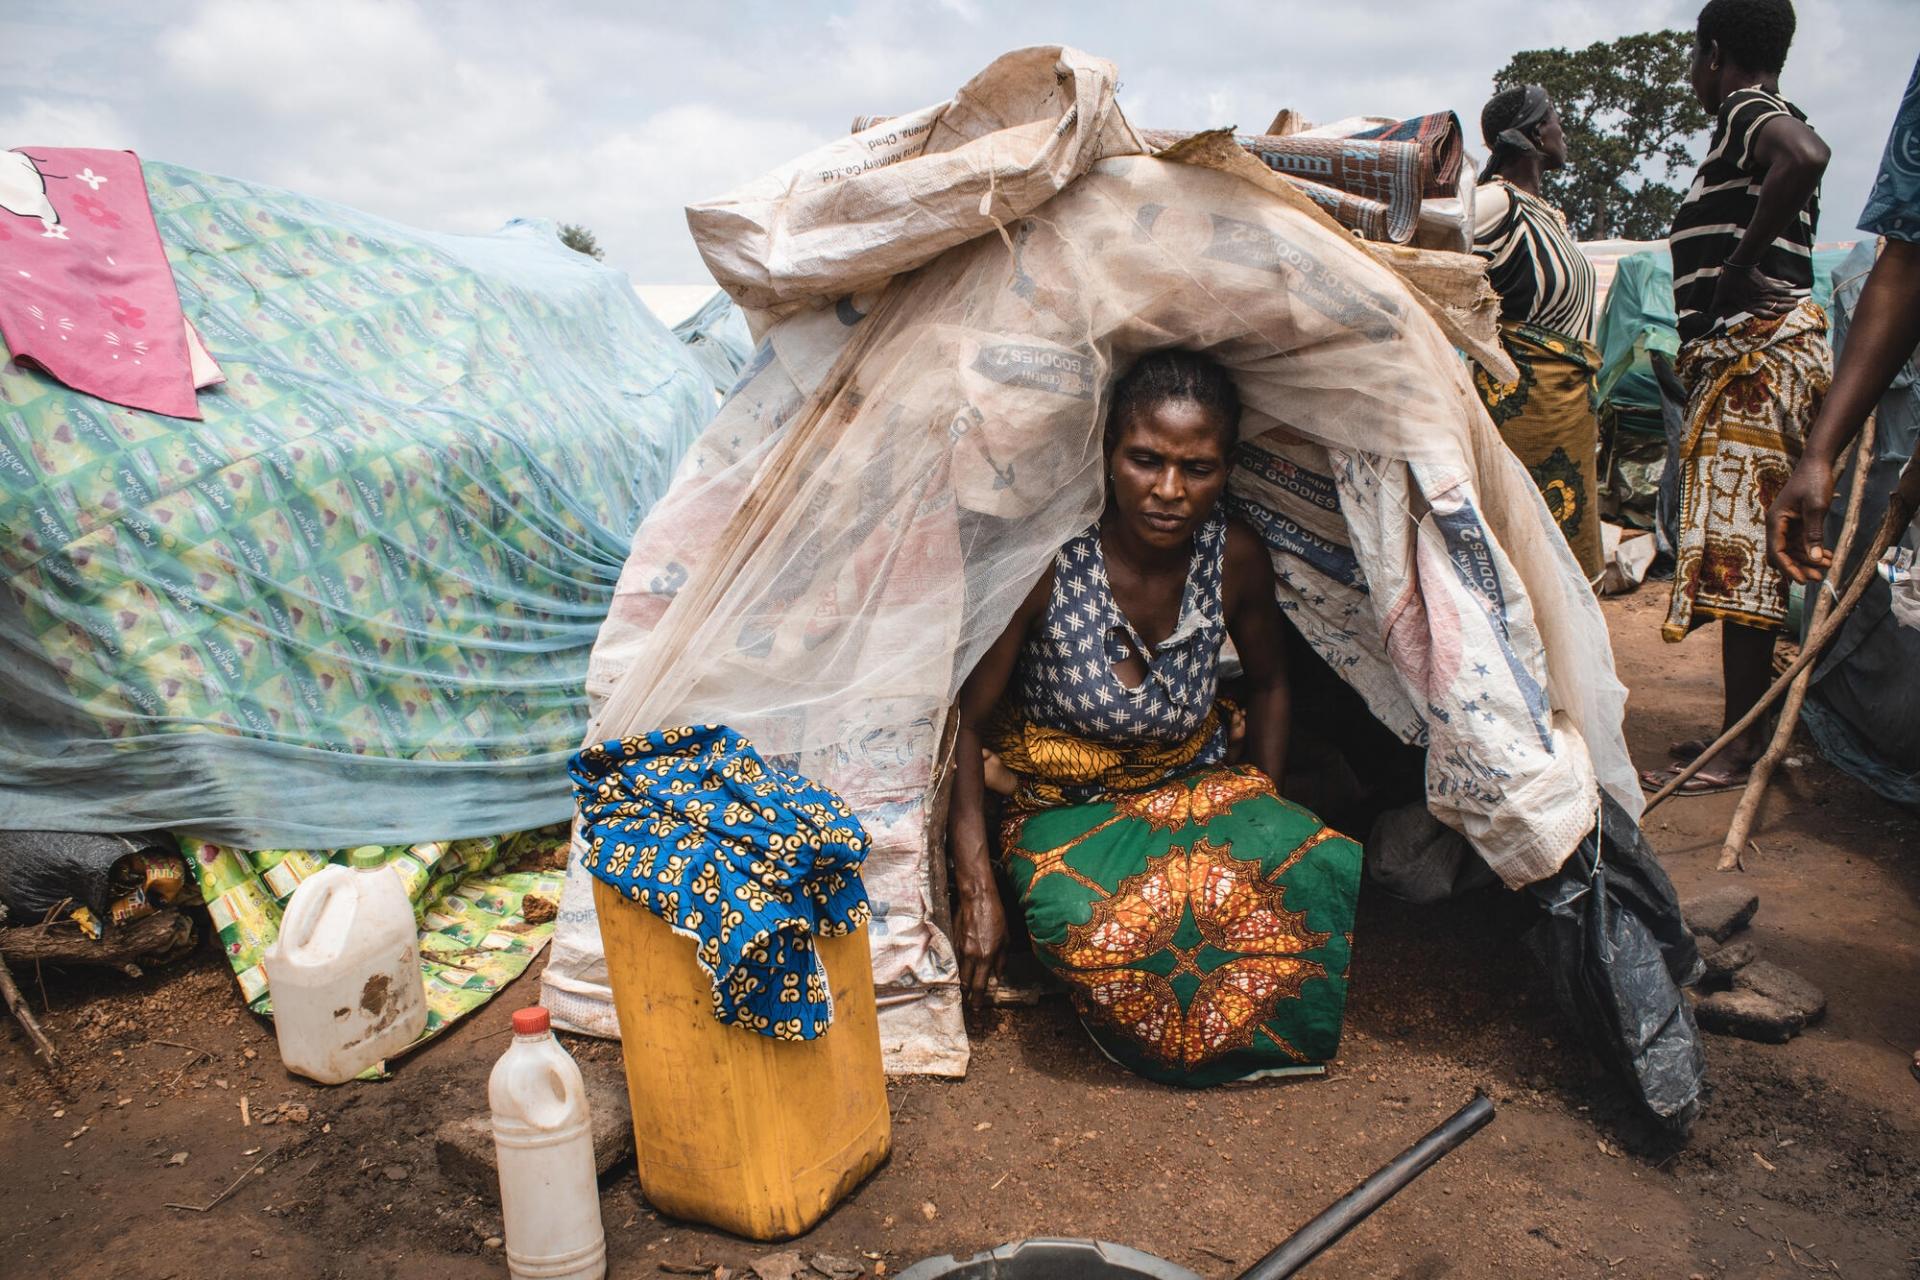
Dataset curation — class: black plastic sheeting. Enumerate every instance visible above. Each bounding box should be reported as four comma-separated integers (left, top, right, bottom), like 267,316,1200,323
1800,409,1920,809
0,830,176,924
1527,795,1707,1132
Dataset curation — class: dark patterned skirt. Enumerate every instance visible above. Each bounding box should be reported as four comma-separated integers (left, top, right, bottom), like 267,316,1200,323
1475,320,1604,583
998,764,1361,1087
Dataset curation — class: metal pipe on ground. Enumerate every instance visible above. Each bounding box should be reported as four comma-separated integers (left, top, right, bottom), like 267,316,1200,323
1232,1094,1496,1280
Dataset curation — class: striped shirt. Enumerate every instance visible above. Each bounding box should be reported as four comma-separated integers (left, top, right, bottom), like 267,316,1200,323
1473,180,1597,342
1670,87,1820,343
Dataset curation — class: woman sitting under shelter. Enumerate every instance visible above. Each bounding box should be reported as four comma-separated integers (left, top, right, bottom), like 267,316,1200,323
945,350,1364,1087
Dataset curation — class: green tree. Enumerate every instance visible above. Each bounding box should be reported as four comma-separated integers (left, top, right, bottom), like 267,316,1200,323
558,223,605,260
1492,30,1712,240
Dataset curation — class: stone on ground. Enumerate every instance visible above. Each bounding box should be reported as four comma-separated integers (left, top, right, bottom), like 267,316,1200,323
1734,959,1826,1025
1694,988,1803,1043
1682,887,1760,942
1702,939,1758,983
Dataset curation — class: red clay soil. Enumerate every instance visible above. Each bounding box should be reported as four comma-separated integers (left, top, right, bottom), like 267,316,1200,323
3,591,1916,1280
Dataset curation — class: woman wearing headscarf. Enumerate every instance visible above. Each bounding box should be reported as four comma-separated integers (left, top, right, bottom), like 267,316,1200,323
1472,84,1604,583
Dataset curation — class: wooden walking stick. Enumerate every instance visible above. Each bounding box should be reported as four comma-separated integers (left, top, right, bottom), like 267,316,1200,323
0,906,60,1070
1645,450,1920,814
1715,417,1879,870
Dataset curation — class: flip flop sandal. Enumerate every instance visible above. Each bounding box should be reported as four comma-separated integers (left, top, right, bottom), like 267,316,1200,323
1639,765,1750,796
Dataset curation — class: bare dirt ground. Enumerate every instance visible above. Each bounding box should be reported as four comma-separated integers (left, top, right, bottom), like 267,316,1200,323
3,590,1917,1280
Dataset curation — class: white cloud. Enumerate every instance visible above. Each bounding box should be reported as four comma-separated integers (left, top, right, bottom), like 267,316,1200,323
3,0,1916,279
0,97,136,150
569,105,829,278
139,0,827,280
159,0,454,115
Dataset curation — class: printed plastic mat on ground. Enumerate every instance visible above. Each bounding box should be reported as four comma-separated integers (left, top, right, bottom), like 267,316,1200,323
182,823,567,1072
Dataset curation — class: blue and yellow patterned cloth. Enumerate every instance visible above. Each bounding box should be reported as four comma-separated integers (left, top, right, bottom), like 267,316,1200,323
571,725,871,1040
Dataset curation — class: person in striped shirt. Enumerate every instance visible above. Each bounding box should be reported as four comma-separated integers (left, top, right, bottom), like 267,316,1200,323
1644,0,1832,795
1472,84,1605,583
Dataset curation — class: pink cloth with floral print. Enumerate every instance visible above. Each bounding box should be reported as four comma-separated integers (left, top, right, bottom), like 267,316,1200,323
0,146,220,419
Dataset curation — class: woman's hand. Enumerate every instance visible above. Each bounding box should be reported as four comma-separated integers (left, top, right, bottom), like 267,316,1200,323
1224,704,1248,763
953,872,1006,1011
946,570,1051,1018
981,748,1017,797
1710,262,1797,324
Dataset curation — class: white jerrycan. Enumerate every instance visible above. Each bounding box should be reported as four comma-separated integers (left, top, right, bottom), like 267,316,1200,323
490,1006,606,1280
262,846,427,1084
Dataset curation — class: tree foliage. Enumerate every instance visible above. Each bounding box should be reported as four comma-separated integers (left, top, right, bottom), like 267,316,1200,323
1492,30,1712,240
558,223,605,260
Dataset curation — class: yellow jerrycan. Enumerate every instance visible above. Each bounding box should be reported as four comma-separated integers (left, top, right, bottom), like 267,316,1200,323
593,879,891,1240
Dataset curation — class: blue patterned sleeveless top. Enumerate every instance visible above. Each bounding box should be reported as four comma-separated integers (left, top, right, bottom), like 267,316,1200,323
1013,511,1230,765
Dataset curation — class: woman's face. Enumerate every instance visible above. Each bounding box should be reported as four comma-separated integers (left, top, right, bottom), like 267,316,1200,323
1106,398,1232,551
1536,106,1568,170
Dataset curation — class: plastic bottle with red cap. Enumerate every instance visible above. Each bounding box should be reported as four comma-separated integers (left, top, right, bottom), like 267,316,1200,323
489,1003,605,1279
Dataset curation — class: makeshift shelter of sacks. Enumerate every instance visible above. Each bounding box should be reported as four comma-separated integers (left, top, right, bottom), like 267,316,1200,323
545,46,1649,1080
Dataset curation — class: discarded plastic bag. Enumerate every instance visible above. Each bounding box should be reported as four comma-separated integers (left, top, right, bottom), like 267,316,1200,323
1598,524,1656,596
1886,547,1920,630
1526,794,1705,1131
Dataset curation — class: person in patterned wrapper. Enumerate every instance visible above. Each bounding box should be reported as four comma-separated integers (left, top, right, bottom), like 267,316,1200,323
1642,0,1833,795
943,350,1365,1087
1471,83,1606,585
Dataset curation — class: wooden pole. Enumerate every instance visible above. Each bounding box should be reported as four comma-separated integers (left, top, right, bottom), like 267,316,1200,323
1714,419,1879,870
0,907,60,1070
1645,452,1920,814
0,908,194,974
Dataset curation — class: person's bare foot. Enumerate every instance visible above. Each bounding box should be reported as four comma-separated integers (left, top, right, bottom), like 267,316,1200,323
1651,717,1771,788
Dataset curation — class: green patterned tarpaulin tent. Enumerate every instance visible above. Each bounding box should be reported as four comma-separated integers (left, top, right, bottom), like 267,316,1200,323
0,162,724,848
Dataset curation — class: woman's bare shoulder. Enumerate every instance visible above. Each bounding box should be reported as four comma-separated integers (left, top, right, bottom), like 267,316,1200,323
1013,562,1056,623
1223,516,1267,561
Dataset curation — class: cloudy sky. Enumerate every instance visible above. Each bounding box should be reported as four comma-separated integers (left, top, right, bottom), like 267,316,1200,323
4,0,1915,284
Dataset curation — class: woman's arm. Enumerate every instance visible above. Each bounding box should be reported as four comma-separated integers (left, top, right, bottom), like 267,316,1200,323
946,569,1051,1010
1769,238,1920,581
1711,115,1831,323
1222,520,1289,787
